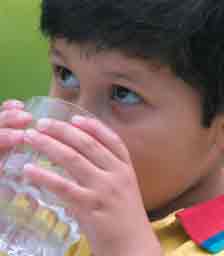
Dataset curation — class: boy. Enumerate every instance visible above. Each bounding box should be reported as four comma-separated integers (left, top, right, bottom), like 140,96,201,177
1,0,224,255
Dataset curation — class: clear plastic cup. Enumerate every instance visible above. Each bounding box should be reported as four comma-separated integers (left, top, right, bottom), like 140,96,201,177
0,96,93,256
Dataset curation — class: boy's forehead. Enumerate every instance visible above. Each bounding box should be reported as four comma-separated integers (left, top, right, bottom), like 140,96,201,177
49,38,165,78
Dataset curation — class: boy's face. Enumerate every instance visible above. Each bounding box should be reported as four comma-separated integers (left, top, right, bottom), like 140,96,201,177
49,39,218,211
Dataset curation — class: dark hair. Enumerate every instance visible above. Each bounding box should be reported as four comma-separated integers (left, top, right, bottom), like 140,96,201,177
40,0,224,127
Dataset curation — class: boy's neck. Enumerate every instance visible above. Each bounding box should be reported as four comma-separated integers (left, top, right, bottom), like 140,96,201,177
149,168,224,221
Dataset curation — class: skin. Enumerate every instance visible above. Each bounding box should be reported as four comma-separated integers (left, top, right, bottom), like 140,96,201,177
1,39,224,255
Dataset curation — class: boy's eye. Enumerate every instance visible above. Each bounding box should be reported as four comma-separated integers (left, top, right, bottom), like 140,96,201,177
54,66,80,89
111,86,143,105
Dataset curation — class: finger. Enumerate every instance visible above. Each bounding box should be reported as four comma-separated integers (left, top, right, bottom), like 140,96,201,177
1,100,24,110
0,160,4,175
0,110,32,128
71,116,131,163
23,163,90,212
24,129,100,186
36,119,121,170
0,129,25,151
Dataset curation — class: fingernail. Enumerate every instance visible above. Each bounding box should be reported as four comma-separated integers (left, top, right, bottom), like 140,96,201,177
3,100,24,109
23,163,35,172
37,118,51,131
71,115,86,124
24,129,38,143
18,112,32,120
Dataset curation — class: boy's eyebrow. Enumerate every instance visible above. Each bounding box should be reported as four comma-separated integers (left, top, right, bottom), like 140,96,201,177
102,71,140,84
48,47,67,61
49,46,141,84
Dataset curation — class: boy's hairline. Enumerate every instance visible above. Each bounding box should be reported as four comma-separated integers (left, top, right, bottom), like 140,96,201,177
48,36,168,74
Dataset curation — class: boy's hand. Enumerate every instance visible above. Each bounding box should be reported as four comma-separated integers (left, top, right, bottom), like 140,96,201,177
23,116,162,256
0,100,32,169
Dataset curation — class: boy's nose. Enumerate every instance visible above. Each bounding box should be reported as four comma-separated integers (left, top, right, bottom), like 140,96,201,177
75,94,108,119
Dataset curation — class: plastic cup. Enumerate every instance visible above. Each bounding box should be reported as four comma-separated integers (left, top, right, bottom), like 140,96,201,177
0,96,94,256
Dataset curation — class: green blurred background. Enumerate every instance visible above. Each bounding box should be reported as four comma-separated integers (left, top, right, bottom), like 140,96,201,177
0,0,51,103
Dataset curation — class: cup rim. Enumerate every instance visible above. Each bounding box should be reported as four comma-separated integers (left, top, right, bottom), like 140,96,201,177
25,96,95,117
